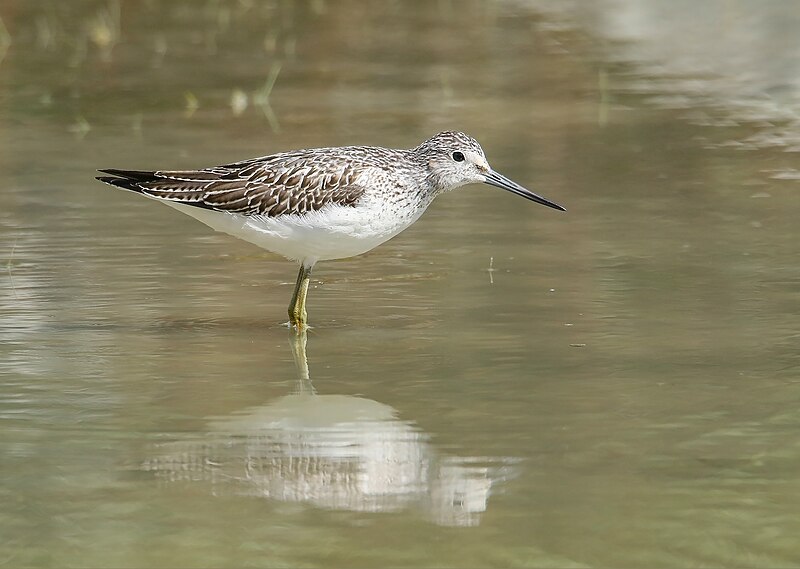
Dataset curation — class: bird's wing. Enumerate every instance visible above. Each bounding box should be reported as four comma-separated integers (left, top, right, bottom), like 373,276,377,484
97,153,366,217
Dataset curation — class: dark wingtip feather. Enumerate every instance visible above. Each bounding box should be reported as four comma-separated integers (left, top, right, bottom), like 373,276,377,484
97,168,156,181
96,174,143,192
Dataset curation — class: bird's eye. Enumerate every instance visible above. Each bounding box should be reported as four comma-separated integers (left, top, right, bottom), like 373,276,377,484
452,151,465,162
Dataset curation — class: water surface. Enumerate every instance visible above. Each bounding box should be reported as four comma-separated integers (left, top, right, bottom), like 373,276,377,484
1,1,800,567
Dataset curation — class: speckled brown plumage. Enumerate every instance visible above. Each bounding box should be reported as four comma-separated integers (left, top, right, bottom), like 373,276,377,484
96,146,396,217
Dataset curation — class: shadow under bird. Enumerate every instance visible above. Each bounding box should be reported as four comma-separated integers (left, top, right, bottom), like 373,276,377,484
97,131,565,328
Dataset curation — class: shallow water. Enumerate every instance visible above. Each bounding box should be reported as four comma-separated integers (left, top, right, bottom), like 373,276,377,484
2,1,800,567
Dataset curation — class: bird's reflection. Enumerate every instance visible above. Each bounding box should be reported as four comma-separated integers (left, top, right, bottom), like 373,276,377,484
143,329,516,527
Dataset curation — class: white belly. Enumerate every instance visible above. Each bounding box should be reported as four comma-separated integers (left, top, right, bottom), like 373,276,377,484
162,196,426,265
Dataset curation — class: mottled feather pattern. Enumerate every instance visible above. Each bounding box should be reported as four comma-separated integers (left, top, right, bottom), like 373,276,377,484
98,146,404,218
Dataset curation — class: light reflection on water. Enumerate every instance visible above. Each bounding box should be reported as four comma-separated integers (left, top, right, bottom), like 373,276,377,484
142,331,517,528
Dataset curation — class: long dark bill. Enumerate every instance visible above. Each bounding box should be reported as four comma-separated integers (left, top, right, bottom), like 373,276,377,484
483,170,566,212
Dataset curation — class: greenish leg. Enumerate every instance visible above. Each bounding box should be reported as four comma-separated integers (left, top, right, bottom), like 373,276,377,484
288,264,312,329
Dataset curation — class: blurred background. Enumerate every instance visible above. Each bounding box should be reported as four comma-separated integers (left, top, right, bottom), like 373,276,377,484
1,1,799,567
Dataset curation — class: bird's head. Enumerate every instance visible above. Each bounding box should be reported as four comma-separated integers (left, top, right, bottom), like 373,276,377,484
414,131,565,211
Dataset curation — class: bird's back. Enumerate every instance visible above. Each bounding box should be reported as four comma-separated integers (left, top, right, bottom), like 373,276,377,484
97,144,415,218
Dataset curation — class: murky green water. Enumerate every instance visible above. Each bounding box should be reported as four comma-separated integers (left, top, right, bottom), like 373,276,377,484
2,1,800,567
